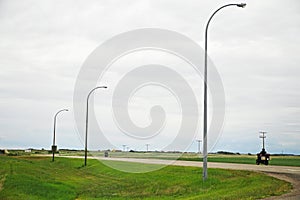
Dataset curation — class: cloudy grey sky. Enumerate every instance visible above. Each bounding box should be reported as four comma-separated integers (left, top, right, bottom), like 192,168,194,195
0,0,299,154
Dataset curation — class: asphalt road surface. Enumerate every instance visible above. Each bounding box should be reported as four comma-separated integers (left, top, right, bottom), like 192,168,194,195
98,157,300,199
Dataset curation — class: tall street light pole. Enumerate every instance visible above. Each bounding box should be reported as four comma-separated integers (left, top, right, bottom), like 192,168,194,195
52,108,68,162
84,86,107,166
203,3,246,180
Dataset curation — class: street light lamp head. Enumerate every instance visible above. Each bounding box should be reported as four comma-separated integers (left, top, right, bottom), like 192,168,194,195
96,86,107,89
237,3,246,8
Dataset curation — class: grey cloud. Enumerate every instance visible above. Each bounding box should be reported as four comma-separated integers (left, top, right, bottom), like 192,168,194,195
0,0,299,154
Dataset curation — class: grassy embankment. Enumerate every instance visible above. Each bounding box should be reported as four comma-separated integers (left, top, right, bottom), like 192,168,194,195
0,156,291,200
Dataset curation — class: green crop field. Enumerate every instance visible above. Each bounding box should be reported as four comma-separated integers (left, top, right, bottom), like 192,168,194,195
0,156,291,200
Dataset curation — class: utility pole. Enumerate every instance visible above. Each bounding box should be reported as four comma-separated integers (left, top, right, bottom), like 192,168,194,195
196,140,202,154
146,144,150,152
259,131,267,149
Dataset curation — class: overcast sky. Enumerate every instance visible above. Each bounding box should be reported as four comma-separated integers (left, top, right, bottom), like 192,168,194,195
0,0,300,154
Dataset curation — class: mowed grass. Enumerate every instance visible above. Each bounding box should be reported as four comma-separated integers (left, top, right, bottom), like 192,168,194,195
0,156,291,200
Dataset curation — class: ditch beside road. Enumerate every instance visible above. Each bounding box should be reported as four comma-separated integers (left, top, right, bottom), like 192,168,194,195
55,155,300,199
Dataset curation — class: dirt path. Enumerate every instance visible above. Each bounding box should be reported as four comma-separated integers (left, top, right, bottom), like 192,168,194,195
262,172,300,200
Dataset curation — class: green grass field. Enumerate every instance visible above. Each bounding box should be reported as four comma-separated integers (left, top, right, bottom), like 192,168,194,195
0,156,291,200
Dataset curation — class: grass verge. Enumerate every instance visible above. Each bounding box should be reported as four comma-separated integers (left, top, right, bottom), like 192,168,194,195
0,156,291,200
